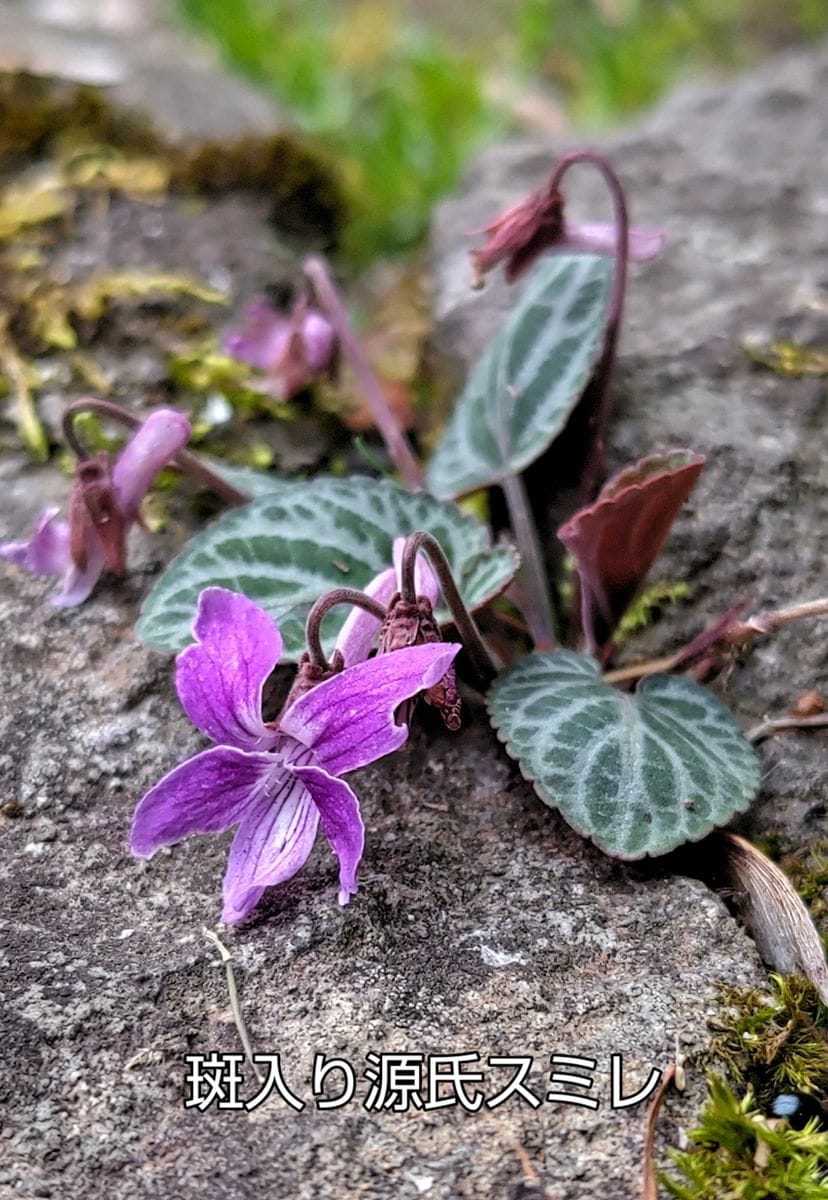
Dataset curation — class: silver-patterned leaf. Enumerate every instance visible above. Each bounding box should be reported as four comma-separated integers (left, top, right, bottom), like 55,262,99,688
427,254,612,499
137,475,519,658
488,649,759,859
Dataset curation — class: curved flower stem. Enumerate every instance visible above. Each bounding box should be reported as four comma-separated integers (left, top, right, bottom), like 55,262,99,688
547,150,629,501
399,530,499,686
305,587,387,672
61,398,249,507
501,474,557,651
303,256,425,492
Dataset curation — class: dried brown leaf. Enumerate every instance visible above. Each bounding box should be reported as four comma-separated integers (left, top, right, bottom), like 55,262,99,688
722,833,828,1004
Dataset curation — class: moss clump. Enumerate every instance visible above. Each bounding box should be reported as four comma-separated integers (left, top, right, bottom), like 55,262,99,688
709,975,828,1106
177,133,344,244
661,977,828,1198
663,1074,828,1199
0,66,346,463
614,580,692,644
743,337,828,378
782,841,828,928
0,70,345,244
0,72,161,171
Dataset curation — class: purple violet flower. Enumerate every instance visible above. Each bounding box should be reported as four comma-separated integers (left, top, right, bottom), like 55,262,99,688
470,183,664,284
223,298,335,400
0,408,191,606
130,587,460,923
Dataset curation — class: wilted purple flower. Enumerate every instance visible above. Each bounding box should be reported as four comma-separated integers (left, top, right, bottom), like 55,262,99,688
130,587,460,923
335,537,440,667
223,297,335,400
334,542,461,729
1,408,190,607
470,182,664,285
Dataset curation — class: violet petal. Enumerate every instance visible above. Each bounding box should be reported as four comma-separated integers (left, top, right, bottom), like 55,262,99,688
221,765,319,923
334,566,397,667
0,509,71,576
222,300,291,371
335,539,442,667
562,221,665,262
290,763,364,905
301,310,336,373
52,534,105,608
280,642,461,777
176,588,282,752
112,409,191,521
130,745,277,858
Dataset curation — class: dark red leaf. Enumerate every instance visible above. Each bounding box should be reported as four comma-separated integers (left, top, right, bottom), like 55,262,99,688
557,449,705,650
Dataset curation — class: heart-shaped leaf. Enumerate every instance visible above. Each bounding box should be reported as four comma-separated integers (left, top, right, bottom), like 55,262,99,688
426,253,612,499
137,475,519,658
488,649,759,858
558,449,705,649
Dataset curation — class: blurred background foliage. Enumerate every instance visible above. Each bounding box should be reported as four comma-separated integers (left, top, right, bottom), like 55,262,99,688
177,0,828,263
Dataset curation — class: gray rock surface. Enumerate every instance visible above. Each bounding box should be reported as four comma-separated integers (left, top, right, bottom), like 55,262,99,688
430,42,828,853
0,534,762,1200
1,0,284,143
5,26,824,1200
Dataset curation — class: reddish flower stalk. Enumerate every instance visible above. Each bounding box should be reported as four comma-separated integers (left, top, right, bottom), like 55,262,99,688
303,256,424,491
472,149,655,502
304,587,388,672
398,531,499,687
546,151,630,502
501,472,557,651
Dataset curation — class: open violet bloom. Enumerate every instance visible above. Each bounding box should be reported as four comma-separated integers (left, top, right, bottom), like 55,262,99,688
130,587,460,923
223,297,335,400
0,408,190,607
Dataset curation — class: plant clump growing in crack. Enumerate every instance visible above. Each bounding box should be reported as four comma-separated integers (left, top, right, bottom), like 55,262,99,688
3,139,828,1185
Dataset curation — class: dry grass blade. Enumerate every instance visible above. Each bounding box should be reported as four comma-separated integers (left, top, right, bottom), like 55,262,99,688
721,833,828,1004
203,927,264,1083
641,1063,676,1200
747,713,828,743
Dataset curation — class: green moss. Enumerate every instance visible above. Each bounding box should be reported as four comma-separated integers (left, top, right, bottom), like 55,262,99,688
743,337,828,378
0,72,161,169
615,581,692,644
663,1075,828,1200
709,975,828,1106
661,977,828,1197
176,133,345,244
167,342,298,430
782,841,828,926
0,69,345,244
